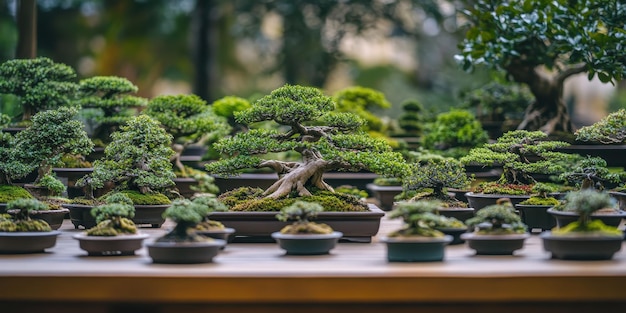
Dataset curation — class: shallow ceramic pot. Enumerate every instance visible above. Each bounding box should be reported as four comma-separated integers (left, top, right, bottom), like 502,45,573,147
147,239,226,264
547,208,626,228
64,203,170,229
7,208,69,230
172,177,199,199
73,233,150,256
379,235,453,262
465,192,530,211
365,183,403,211
514,204,556,233
0,231,61,254
541,231,623,260
271,231,343,255
460,233,530,255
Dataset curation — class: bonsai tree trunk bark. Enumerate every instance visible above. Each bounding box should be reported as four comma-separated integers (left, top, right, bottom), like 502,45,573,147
262,149,333,199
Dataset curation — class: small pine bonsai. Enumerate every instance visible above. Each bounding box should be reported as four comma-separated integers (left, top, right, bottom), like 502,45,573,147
145,94,231,177
156,199,212,243
192,195,229,231
465,200,527,235
211,95,252,134
552,189,622,236
559,156,623,190
77,115,175,201
0,198,52,232
275,201,333,234
575,109,626,144
0,57,78,124
76,76,147,146
397,99,424,136
386,201,448,238
86,193,137,236
422,109,488,158
400,158,471,207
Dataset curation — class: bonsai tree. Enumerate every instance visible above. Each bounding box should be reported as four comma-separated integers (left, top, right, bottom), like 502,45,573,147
0,57,78,124
465,200,527,235
206,84,407,200
463,82,534,124
0,198,51,232
386,201,450,238
211,95,252,134
0,113,34,188
559,156,623,191
461,130,571,193
422,109,488,159
275,201,333,234
145,94,231,177
76,76,147,146
457,0,626,134
76,115,175,202
86,197,137,236
155,199,211,243
518,183,560,207
333,86,393,139
12,107,94,187
397,99,424,137
552,189,622,235
192,195,229,232
400,158,471,207
575,109,626,144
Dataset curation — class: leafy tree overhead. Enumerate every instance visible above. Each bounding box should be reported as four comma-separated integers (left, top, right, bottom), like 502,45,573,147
206,84,408,199
456,0,626,134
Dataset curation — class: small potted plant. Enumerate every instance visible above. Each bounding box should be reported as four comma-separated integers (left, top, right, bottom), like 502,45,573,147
548,189,626,229
515,183,560,233
70,115,175,229
0,198,61,253
192,195,235,242
379,201,454,262
147,198,226,264
72,193,149,256
565,109,626,168
270,201,342,255
461,199,530,255
541,189,624,260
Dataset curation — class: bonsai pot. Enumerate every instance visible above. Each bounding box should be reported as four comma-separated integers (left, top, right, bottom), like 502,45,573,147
173,177,199,199
7,208,69,230
52,167,94,198
379,235,453,262
547,208,626,228
146,239,226,264
610,191,626,211
271,231,343,255
63,203,171,229
437,207,474,222
209,204,385,243
366,183,402,211
460,233,530,255
436,227,468,245
465,192,530,211
0,230,61,254
73,233,150,256
514,204,557,233
541,231,623,260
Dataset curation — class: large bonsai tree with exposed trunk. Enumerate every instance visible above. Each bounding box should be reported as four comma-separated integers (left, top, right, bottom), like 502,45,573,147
205,84,407,199
456,0,626,134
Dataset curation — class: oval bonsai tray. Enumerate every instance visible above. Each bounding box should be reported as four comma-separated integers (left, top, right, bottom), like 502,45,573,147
209,204,384,243
465,192,530,211
73,233,150,256
541,231,624,260
0,231,61,254
271,231,343,255
379,235,453,262
460,233,530,255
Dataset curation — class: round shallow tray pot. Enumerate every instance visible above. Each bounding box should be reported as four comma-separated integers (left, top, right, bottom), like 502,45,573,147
271,231,343,255
0,231,61,254
379,235,453,262
147,239,226,264
460,233,530,255
541,231,623,260
547,208,626,228
73,233,150,256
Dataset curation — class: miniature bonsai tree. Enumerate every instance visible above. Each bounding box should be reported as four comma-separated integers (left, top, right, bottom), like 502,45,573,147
155,199,211,243
12,107,94,187
145,94,231,177
192,195,229,231
206,84,407,200
333,86,393,140
553,189,622,236
559,156,623,190
465,200,527,235
422,109,488,158
400,158,471,207
275,200,333,234
76,115,175,202
0,198,51,232
575,109,626,144
0,113,35,188
86,193,137,236
461,130,571,193
76,76,147,146
211,95,252,134
0,57,78,124
518,183,560,207
462,82,534,124
386,201,448,238
457,0,626,134
397,99,424,137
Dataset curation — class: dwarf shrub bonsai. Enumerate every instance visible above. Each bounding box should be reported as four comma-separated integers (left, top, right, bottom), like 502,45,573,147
76,76,147,146
145,94,230,177
461,130,571,189
77,115,175,200
465,200,527,235
422,109,488,158
457,0,626,134
553,189,622,235
0,198,51,232
0,57,78,124
86,200,137,236
211,95,252,134
386,201,448,238
401,158,471,207
575,109,626,144
206,84,407,200
12,107,94,186
156,199,210,243
276,200,333,234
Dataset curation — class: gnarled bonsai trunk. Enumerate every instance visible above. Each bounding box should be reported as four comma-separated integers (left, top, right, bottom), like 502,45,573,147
262,149,333,199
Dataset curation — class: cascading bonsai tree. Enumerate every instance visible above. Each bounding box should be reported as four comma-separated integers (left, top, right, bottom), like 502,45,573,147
145,94,231,177
574,109,626,144
559,156,623,191
461,130,572,194
0,57,78,125
211,95,252,134
275,200,333,234
85,193,137,236
76,115,175,203
551,189,622,236
206,84,407,211
12,107,93,194
397,99,424,137
76,76,147,146
155,199,212,243
0,198,52,232
191,195,229,232
457,0,626,134
465,200,527,235
387,201,461,238
422,109,488,159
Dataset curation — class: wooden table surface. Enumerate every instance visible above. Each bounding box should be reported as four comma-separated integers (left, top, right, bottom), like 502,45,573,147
1,216,626,312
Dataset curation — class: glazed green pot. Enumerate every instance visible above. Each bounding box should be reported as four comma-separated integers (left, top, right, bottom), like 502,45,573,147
379,235,453,262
